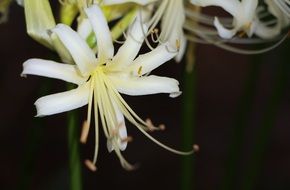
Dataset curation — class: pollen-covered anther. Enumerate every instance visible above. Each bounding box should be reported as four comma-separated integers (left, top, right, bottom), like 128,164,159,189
158,124,166,131
175,39,180,51
137,66,143,76
80,120,90,144
121,136,133,143
193,144,200,152
84,159,97,172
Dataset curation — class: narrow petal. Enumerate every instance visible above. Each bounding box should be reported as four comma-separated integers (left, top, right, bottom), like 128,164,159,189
108,75,180,97
129,43,177,76
84,5,114,61
113,102,128,151
110,19,147,69
35,83,90,116
106,102,128,152
52,24,95,76
22,58,85,85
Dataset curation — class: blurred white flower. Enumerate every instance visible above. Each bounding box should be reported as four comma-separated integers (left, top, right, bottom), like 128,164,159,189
190,0,258,39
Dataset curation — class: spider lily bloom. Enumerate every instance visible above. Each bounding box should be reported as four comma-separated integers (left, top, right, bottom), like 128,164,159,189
22,5,193,170
190,0,258,39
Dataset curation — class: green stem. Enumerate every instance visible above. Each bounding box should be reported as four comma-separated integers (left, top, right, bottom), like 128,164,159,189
242,44,290,190
67,84,82,190
220,60,260,190
181,42,196,190
17,79,51,190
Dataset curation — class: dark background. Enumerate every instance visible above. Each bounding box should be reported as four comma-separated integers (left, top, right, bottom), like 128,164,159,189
1,3,290,190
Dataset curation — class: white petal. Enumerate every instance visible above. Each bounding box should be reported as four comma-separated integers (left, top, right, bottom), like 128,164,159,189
77,18,93,41
52,24,95,76
85,5,114,61
114,103,128,151
22,58,85,85
214,17,237,39
35,83,90,116
107,102,128,152
109,75,180,97
190,0,239,16
102,0,156,5
110,19,147,69
129,43,177,76
175,32,187,62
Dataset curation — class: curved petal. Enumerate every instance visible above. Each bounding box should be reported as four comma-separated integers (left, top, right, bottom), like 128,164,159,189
108,75,180,97
35,83,90,116
22,58,85,85
52,24,95,76
129,43,177,76
84,5,114,61
214,17,237,39
110,19,147,69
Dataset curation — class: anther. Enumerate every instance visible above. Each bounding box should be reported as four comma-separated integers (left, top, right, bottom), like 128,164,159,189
80,120,89,144
84,159,97,172
158,124,166,130
145,118,164,131
121,136,133,143
137,66,143,76
176,39,180,51
193,144,200,152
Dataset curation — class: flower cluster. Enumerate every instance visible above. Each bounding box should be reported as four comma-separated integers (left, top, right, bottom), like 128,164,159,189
14,0,290,170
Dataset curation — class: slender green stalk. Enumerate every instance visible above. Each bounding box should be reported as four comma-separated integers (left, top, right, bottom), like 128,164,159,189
181,42,196,190
17,79,51,190
67,84,82,190
242,43,290,190
220,60,260,190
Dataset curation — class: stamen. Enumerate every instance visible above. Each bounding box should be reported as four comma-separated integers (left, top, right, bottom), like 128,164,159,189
193,144,200,152
121,136,133,143
84,159,97,172
80,120,89,144
145,118,166,131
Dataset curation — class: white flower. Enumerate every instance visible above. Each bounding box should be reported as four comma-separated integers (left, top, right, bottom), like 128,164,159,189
190,0,258,39
102,0,187,62
22,4,192,170
255,0,290,39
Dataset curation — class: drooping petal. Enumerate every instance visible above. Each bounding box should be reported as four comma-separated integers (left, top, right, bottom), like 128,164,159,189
108,75,180,97
22,58,85,85
107,101,128,152
214,17,237,39
84,5,114,61
35,83,90,116
129,43,177,76
114,102,128,151
52,24,95,76
110,19,147,69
